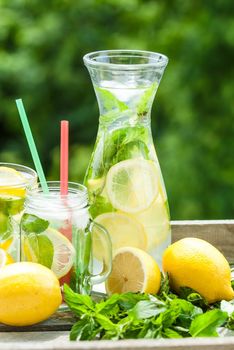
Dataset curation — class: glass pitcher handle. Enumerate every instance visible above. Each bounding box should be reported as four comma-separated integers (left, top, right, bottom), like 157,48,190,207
89,221,112,285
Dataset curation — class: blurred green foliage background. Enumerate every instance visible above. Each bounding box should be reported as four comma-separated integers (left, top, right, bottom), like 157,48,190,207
0,0,233,219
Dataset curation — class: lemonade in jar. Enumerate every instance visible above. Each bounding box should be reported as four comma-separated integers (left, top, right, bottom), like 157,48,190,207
0,163,37,263
20,182,112,295
83,50,171,280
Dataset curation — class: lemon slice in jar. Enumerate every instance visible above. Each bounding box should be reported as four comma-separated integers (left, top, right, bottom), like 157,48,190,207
0,167,27,197
23,228,75,279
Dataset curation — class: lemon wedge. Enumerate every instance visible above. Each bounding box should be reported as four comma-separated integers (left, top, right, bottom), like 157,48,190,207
106,159,159,213
106,247,161,294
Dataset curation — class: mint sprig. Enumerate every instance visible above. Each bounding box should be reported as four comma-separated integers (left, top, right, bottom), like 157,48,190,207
64,283,233,341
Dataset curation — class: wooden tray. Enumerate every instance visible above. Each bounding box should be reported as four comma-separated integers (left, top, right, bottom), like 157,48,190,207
0,220,234,350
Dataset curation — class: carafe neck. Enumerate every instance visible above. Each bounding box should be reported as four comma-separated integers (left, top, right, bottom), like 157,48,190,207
94,81,158,127
83,50,168,128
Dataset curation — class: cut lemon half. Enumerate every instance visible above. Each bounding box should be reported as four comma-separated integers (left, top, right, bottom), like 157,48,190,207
0,248,14,267
131,194,170,251
106,247,161,294
93,212,147,260
23,228,75,279
0,167,27,197
106,159,159,213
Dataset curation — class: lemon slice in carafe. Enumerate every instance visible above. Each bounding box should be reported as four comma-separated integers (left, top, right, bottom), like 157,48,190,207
106,159,159,213
93,212,147,260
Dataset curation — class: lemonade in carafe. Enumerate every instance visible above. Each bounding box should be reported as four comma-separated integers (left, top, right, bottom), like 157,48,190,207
83,50,171,284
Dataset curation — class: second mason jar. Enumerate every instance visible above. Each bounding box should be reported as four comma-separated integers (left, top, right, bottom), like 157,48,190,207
20,181,112,295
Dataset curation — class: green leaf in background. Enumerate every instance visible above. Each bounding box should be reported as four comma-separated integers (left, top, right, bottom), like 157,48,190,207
190,309,228,337
21,214,49,234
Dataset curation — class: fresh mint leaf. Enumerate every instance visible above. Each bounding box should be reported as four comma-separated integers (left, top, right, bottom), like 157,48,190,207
155,305,181,328
179,286,208,308
190,309,228,337
113,140,149,164
159,273,170,296
137,82,158,117
21,213,49,234
37,234,53,268
163,328,183,338
64,284,95,316
118,292,150,310
0,213,12,240
24,233,53,268
95,86,129,112
170,299,202,329
0,196,24,215
70,316,98,341
103,126,149,169
95,314,118,332
89,195,114,219
227,312,234,330
129,300,166,320
95,293,120,315
220,300,234,330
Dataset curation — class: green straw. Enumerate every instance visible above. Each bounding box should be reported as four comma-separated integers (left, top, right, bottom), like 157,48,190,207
15,99,49,194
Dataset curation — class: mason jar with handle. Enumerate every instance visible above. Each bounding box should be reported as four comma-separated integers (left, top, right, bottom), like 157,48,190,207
20,181,112,295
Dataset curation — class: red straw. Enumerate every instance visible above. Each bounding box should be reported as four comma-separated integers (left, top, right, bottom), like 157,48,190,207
60,120,69,195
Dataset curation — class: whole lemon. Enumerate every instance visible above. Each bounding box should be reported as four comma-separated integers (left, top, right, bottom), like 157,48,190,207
0,262,62,326
163,237,234,304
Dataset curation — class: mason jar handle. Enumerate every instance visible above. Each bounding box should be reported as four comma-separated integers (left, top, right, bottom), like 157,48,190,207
89,221,112,285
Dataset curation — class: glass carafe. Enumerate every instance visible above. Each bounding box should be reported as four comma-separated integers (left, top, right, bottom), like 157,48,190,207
83,50,171,274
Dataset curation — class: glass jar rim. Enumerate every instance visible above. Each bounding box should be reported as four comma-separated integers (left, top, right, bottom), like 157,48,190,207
0,162,37,189
83,49,169,71
26,181,88,211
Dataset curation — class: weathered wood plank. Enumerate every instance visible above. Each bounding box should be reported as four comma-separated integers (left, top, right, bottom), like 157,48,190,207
0,333,234,350
172,220,234,262
0,312,74,332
